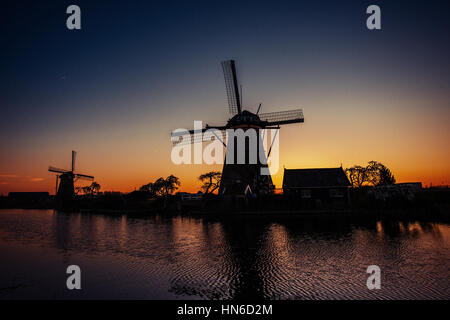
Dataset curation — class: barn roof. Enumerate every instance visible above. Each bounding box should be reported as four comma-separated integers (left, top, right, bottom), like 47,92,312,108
283,168,350,188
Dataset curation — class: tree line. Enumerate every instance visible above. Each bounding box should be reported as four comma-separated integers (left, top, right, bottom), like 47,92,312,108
75,162,393,197
74,172,221,198
138,172,222,197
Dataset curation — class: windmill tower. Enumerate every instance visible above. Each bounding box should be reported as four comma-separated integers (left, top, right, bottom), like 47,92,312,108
48,151,94,201
171,60,304,196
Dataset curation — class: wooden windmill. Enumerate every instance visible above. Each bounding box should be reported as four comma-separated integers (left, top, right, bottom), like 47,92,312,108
48,150,94,200
171,60,304,196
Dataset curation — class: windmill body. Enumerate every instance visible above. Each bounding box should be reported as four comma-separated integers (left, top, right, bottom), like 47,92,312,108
172,60,304,196
57,172,75,199
218,110,273,195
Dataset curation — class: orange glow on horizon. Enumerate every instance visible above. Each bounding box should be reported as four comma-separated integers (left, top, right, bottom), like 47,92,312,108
1,90,449,195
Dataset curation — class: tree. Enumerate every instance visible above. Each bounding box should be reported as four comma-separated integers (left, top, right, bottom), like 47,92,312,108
75,182,101,195
346,161,395,187
153,178,166,197
139,175,180,197
90,182,101,195
365,161,396,186
161,175,181,196
139,182,155,195
345,165,369,187
81,185,92,195
365,161,380,186
376,163,396,185
198,171,221,194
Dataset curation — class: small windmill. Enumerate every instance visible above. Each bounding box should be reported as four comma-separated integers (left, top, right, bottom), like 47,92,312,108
171,60,304,196
48,151,94,199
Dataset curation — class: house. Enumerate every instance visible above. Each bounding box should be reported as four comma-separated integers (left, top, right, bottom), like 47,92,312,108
369,182,422,201
395,182,422,193
176,191,203,201
282,167,351,204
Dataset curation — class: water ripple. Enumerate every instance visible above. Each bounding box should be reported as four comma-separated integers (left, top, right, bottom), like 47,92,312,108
0,210,448,299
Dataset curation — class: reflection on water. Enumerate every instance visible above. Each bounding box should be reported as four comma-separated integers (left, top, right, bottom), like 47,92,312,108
0,209,448,299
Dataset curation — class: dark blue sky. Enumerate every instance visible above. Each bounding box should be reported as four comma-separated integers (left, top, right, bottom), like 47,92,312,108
1,0,449,192
2,0,449,125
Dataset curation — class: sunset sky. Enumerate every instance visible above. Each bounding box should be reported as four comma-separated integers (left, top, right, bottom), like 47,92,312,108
1,0,449,195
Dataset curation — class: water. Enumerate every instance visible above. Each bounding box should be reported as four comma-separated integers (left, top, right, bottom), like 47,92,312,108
0,209,448,300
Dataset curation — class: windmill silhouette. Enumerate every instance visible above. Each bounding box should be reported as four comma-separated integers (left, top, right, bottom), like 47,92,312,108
48,151,94,200
171,60,304,196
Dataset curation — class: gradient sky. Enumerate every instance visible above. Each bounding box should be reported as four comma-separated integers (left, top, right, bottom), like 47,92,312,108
1,0,449,194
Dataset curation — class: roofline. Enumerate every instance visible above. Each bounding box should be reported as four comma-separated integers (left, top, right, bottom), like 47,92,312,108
283,185,350,189
284,167,344,171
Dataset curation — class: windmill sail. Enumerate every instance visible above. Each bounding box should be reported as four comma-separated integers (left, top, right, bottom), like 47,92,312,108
222,60,242,115
258,109,304,126
171,128,227,146
75,173,94,181
72,150,77,172
48,166,71,173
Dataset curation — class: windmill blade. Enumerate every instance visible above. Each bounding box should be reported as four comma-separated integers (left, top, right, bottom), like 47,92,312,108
75,173,94,181
221,60,242,115
172,129,227,146
48,166,71,173
171,125,227,137
256,103,262,114
171,127,209,137
171,128,208,146
72,150,77,172
259,109,304,125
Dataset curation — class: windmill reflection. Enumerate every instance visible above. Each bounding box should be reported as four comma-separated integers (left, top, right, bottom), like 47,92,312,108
167,217,272,299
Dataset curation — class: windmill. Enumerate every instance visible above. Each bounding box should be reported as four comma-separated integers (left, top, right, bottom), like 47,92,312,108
48,151,94,200
171,60,304,196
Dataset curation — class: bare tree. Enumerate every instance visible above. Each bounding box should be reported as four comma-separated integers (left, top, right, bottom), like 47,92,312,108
198,171,221,194
345,165,369,187
82,185,92,195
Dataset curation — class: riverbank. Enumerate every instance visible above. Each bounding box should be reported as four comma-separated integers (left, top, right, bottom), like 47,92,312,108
1,187,449,222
